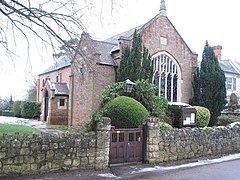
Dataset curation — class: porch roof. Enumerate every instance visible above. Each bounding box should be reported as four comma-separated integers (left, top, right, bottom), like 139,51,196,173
49,82,69,96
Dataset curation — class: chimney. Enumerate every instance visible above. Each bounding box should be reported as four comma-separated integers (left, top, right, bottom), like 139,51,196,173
213,45,222,60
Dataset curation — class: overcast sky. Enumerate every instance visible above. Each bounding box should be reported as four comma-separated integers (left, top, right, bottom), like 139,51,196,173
1,0,240,100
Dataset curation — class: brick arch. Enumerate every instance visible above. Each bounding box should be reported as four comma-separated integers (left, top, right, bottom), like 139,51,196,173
152,51,182,102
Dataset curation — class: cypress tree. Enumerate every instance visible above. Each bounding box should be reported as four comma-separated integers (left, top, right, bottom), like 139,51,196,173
141,46,153,81
117,46,130,82
118,30,153,82
129,30,142,81
189,67,202,105
191,41,226,126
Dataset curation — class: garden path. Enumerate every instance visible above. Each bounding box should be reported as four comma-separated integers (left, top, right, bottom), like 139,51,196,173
0,116,63,134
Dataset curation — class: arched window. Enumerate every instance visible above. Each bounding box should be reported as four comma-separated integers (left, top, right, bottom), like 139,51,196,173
152,52,181,102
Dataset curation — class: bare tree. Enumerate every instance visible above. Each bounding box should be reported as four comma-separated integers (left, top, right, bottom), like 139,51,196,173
0,0,95,54
0,0,125,55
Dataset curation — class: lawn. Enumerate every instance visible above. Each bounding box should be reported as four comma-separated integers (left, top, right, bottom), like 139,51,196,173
47,124,81,133
0,123,41,135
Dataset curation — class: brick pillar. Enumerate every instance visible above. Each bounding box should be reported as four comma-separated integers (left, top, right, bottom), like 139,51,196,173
146,117,161,164
95,117,111,170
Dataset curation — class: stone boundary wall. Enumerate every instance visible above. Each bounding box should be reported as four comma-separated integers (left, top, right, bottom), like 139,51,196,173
146,117,240,164
0,118,111,176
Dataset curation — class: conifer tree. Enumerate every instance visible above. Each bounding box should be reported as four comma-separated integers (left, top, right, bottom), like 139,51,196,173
117,30,153,82
191,41,226,126
140,46,153,81
129,30,142,81
117,46,131,82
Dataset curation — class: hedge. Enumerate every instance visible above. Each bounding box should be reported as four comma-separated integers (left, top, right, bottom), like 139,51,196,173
20,101,41,118
13,100,23,117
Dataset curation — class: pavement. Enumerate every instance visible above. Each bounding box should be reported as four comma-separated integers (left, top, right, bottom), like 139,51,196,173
0,116,63,134
1,163,152,180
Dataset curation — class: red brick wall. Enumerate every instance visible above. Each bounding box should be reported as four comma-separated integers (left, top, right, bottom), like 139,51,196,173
37,66,71,102
37,67,71,123
48,96,68,125
119,15,198,103
69,35,115,127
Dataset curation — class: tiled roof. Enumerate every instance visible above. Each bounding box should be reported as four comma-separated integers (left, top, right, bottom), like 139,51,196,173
219,60,240,74
104,25,143,45
39,56,71,75
90,40,117,66
49,82,69,95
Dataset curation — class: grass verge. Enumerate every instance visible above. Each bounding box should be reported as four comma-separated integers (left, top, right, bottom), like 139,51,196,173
0,123,41,135
47,124,81,134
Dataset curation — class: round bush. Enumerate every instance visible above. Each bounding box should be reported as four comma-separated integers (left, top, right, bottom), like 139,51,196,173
103,96,148,128
188,106,210,127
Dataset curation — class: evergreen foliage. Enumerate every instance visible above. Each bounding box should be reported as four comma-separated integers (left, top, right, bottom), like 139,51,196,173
103,96,148,128
117,47,131,82
140,47,154,81
21,101,41,118
99,80,168,118
190,41,226,126
99,82,125,108
13,101,23,117
133,79,168,117
159,121,172,131
117,30,153,82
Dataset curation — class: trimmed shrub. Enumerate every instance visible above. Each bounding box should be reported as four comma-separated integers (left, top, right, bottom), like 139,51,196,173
21,101,41,118
13,100,23,117
159,120,172,131
103,96,148,128
188,106,210,127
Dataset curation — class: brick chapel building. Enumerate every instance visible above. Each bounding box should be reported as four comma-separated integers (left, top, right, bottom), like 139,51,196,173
37,0,198,127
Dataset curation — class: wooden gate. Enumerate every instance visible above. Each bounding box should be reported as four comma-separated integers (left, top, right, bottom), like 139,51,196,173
109,126,145,164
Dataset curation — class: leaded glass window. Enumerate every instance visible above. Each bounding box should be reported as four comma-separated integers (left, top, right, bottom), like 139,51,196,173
152,52,181,102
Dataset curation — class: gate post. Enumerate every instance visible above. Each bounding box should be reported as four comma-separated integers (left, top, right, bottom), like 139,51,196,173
95,117,111,170
146,117,161,164
142,119,148,163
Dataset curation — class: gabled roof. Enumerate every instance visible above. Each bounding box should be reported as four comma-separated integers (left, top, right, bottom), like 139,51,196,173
104,25,143,45
104,13,195,55
219,59,240,75
48,81,69,96
39,56,71,75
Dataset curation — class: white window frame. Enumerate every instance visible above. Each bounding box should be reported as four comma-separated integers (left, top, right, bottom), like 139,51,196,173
226,77,236,91
152,51,181,102
58,98,67,109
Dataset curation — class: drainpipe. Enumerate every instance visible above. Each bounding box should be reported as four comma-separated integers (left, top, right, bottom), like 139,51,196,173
69,74,74,127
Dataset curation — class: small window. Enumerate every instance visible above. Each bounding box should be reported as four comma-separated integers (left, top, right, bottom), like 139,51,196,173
226,77,236,91
136,132,141,141
112,133,117,142
129,133,134,142
59,99,65,106
160,36,167,45
56,76,59,82
119,133,124,142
